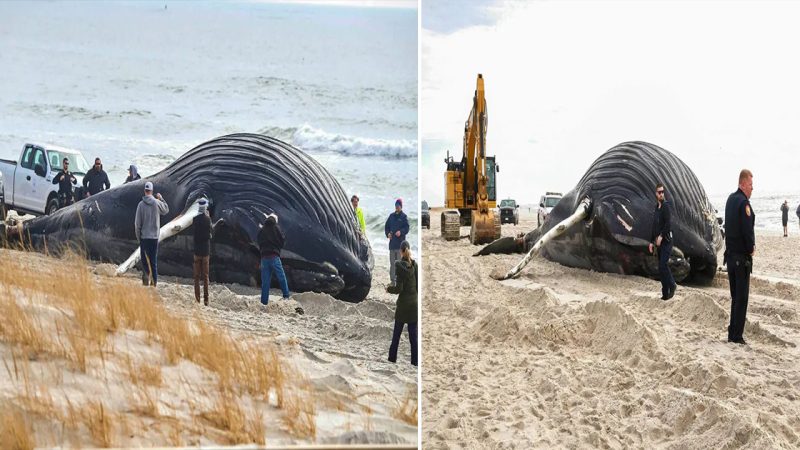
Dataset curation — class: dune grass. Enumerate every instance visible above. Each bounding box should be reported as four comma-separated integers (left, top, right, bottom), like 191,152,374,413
0,249,319,445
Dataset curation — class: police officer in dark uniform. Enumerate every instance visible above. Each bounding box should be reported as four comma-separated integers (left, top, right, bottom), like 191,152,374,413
51,157,77,208
724,169,755,345
649,182,676,300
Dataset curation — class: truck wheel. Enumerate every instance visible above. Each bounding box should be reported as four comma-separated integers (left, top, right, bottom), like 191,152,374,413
46,197,60,215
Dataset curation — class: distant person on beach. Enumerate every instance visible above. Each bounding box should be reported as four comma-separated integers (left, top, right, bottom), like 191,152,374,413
52,157,77,207
125,165,141,184
135,182,169,287
257,213,290,305
649,182,676,301
724,169,755,345
193,198,212,306
781,200,789,237
83,157,111,197
384,198,409,286
352,195,367,234
797,202,800,231
386,240,418,366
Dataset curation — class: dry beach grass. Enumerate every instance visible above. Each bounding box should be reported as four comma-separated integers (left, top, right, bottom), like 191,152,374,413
0,246,417,447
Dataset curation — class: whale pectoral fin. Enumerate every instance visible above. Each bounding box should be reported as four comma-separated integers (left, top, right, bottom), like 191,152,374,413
494,198,591,280
473,236,523,256
116,197,209,276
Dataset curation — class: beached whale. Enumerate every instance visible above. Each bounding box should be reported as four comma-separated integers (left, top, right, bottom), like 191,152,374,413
1,133,373,302
478,141,723,284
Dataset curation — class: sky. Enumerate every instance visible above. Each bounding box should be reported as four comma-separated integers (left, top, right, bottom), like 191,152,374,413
421,0,800,206
253,0,416,8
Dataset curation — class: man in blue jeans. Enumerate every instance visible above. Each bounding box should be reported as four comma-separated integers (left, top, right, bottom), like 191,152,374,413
134,182,170,286
649,182,676,300
257,213,290,305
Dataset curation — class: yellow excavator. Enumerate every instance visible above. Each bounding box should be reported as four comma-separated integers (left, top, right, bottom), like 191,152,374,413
441,74,501,244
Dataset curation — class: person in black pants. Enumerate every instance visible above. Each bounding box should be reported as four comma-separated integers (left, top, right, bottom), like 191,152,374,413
386,240,418,366
724,169,755,345
51,157,77,207
649,182,676,300
780,200,789,237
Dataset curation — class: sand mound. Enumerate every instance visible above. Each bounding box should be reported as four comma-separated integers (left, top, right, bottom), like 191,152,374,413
671,292,729,329
294,292,358,317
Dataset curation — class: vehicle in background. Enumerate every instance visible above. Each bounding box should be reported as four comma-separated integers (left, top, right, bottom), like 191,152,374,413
499,198,519,225
421,200,430,229
537,192,562,227
0,143,91,216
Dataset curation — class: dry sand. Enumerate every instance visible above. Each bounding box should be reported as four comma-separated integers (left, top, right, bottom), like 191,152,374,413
422,209,800,449
0,247,417,447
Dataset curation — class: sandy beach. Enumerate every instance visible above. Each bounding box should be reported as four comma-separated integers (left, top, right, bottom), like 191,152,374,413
422,209,800,449
0,247,418,447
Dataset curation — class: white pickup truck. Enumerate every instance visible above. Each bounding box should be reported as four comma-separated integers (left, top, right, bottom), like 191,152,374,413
0,143,91,217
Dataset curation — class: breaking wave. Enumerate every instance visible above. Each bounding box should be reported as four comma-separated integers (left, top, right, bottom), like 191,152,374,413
258,124,417,159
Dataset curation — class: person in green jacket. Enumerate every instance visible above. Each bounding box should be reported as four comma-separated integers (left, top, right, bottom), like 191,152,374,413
386,240,418,366
351,195,367,234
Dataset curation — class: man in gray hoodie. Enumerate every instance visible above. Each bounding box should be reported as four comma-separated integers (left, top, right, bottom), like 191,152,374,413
135,182,170,286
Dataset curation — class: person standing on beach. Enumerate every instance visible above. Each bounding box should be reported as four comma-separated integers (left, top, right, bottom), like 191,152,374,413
352,195,367,234
193,198,212,305
258,213,291,305
52,157,77,208
724,169,755,345
781,200,789,237
134,182,170,286
386,240,418,366
649,182,676,300
384,198,409,286
82,157,111,197
797,202,800,231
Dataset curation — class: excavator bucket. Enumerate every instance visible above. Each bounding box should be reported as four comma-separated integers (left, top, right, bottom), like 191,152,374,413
469,209,500,245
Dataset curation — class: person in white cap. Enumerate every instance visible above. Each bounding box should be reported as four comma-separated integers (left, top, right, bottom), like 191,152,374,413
193,198,212,305
134,182,169,286
257,212,290,305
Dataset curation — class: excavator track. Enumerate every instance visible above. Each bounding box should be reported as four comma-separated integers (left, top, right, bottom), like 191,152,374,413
441,210,461,241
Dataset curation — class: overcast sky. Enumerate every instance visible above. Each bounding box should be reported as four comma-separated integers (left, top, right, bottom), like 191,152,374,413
421,0,800,206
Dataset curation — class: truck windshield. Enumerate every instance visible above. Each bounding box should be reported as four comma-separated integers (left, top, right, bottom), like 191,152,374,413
47,151,90,175
500,200,515,207
545,197,560,208
421,201,429,211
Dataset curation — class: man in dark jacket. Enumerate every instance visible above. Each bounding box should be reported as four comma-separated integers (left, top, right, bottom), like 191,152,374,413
52,157,77,207
384,198,409,286
649,182,676,300
193,198,212,305
82,157,111,197
257,213,290,305
386,240,418,366
725,169,755,345
781,200,789,237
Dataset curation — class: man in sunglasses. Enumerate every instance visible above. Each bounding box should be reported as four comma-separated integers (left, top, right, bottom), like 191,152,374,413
52,157,78,207
649,182,676,300
82,157,111,197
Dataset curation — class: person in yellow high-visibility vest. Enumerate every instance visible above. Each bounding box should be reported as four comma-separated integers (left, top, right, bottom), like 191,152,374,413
351,195,366,234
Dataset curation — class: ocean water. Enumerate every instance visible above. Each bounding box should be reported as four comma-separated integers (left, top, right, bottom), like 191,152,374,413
0,1,418,260
710,191,800,233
